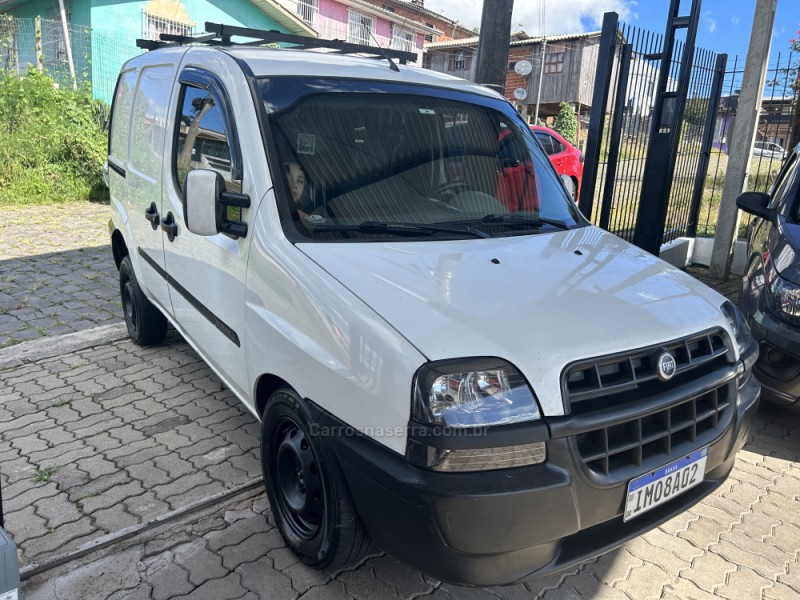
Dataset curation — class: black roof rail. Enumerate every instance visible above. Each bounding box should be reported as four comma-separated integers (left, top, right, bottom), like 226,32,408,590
135,21,417,65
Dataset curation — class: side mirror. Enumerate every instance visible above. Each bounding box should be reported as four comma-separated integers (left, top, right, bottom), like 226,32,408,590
185,170,251,237
736,191,773,222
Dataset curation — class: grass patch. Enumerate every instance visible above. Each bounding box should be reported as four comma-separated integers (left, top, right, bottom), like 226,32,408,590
0,69,109,205
51,398,72,407
32,466,57,482
74,491,99,513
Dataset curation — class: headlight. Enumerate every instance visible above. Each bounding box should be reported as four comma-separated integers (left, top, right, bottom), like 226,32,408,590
765,269,800,325
720,300,753,354
413,358,541,428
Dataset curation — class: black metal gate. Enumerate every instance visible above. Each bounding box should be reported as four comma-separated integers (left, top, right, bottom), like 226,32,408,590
578,3,727,253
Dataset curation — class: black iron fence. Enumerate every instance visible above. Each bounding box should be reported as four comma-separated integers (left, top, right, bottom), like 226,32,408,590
581,15,725,247
697,51,798,238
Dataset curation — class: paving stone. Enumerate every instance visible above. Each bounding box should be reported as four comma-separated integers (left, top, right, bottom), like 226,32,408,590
337,566,400,600
297,579,353,600
21,516,96,562
268,547,299,571
716,567,775,600
92,504,142,532
145,553,195,600
124,490,172,521
76,455,120,480
152,472,213,504
5,505,49,546
366,555,437,599
173,540,229,587
679,552,736,593
237,555,298,599
205,515,272,552
268,561,330,595
153,453,197,479
614,562,671,600
718,529,788,575
660,577,719,600
5,482,60,514
219,528,285,571
172,572,250,600
46,546,143,600
144,531,195,558
115,444,172,469
541,571,629,600
35,492,83,529
764,582,800,600
81,481,144,514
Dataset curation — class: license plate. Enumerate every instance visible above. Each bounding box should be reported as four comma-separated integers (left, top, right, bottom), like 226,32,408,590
624,447,708,522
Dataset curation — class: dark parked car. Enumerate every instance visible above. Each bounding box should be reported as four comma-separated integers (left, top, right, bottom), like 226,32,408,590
738,143,800,410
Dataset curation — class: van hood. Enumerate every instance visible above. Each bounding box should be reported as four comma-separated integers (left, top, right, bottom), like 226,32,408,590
297,226,733,416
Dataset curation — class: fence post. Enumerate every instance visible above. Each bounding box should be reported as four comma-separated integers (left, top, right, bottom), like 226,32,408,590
35,16,42,73
632,0,702,255
686,53,728,238
598,43,632,230
578,11,619,219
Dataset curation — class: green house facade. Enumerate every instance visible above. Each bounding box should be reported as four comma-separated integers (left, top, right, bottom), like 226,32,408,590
0,0,315,102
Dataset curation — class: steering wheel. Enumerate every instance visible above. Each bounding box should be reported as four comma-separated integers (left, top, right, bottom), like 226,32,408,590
431,180,470,203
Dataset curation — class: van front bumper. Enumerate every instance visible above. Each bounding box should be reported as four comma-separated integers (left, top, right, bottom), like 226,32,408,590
317,363,760,586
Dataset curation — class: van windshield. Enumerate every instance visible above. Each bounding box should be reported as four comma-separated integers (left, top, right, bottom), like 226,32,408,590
258,78,583,241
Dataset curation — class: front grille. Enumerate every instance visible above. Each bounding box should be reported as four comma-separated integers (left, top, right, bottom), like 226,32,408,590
575,383,731,476
562,329,735,480
564,329,730,413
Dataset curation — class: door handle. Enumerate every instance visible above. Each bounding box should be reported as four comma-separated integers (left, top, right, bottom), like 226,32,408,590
161,212,178,242
144,203,160,229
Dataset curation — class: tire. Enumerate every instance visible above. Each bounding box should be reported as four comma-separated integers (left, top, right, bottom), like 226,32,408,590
560,174,576,200
261,386,370,569
119,255,167,346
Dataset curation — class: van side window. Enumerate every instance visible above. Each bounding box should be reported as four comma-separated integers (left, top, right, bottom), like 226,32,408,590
110,70,138,163
174,85,239,194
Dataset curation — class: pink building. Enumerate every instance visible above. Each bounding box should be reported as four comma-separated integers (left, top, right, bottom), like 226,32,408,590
276,0,439,65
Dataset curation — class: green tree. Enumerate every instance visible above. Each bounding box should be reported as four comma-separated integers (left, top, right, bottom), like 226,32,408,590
789,27,800,148
553,101,577,145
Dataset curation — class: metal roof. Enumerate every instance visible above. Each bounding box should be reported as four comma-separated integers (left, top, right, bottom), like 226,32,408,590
425,30,601,50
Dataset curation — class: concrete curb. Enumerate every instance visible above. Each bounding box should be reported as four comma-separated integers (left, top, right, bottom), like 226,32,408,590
0,323,129,371
20,478,264,581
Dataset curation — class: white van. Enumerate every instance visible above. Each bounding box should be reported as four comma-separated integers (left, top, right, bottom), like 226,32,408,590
107,23,760,586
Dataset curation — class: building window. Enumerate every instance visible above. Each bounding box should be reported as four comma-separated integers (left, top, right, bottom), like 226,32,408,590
348,9,374,46
449,51,471,71
142,11,193,41
544,45,565,74
392,25,414,53
296,0,318,27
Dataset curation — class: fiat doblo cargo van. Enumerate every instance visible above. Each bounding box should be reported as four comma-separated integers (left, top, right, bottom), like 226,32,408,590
107,23,760,586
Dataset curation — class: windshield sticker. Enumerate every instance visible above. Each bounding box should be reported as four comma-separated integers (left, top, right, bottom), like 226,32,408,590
306,214,326,224
419,108,436,115
297,133,316,155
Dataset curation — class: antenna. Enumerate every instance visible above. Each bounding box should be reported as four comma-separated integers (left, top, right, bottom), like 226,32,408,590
368,21,400,72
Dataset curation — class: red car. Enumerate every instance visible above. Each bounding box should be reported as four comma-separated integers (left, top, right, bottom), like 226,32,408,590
530,125,584,200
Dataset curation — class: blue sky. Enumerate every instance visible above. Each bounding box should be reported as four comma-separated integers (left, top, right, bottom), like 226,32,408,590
425,0,798,65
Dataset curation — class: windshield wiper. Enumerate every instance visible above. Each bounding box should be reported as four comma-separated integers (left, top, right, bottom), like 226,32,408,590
480,214,570,230
312,221,493,238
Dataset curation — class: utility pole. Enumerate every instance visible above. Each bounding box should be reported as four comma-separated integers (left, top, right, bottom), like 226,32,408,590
58,0,77,89
475,0,514,90
709,0,777,280
534,37,547,123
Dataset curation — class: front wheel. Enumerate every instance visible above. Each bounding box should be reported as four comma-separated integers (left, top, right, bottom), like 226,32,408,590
261,386,369,569
119,255,167,346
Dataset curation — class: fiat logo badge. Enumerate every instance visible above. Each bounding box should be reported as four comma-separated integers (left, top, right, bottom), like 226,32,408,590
656,350,677,381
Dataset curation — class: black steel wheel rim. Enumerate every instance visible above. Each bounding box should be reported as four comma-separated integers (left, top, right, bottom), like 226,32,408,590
272,417,323,540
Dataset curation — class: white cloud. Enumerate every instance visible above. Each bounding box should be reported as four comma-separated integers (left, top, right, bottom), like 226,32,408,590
423,0,636,36
702,10,717,33
731,16,741,25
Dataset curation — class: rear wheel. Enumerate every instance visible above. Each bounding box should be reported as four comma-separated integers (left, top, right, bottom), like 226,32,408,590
119,255,167,346
261,386,369,569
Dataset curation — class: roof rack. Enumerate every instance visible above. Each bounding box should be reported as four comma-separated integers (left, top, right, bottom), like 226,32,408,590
136,21,417,65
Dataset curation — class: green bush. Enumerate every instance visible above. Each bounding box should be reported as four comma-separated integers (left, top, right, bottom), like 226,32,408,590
0,68,108,204
553,101,577,145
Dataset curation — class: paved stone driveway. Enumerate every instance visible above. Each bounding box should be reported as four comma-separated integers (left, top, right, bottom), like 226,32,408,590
0,202,119,348
1,202,799,599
